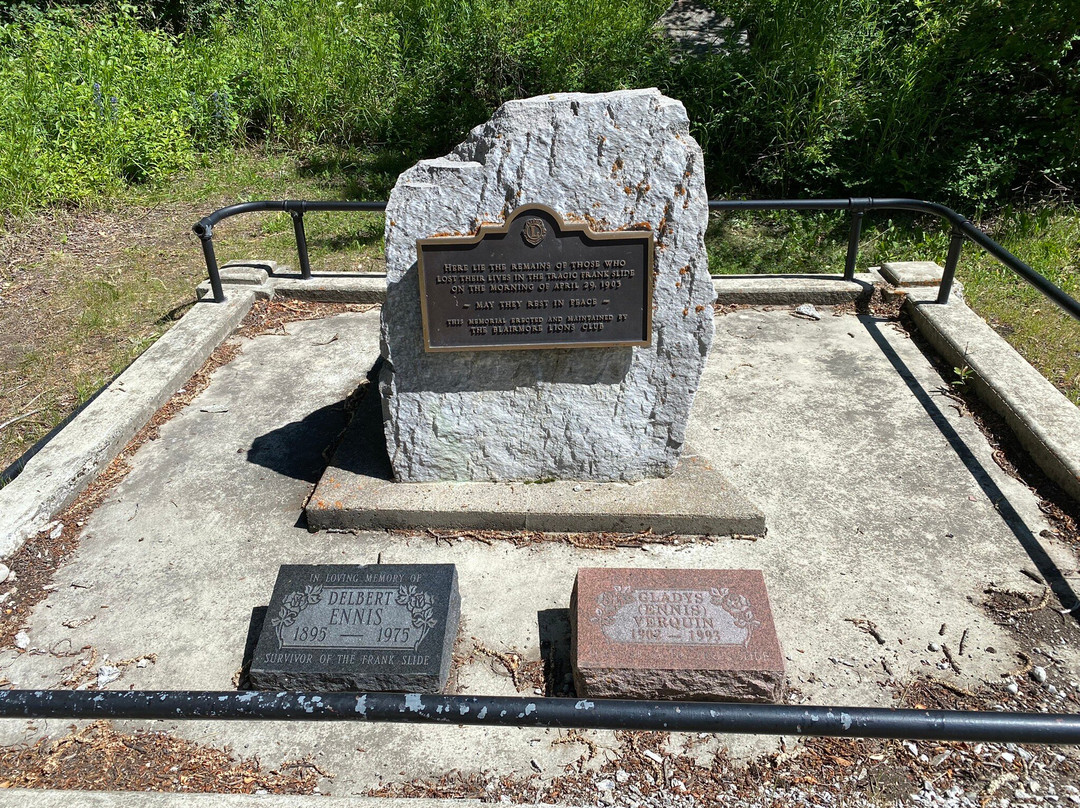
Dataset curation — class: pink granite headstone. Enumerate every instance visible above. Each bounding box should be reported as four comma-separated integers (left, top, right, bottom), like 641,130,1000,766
571,568,785,702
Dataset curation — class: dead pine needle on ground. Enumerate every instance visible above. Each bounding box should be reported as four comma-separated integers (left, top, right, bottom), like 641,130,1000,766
0,720,326,794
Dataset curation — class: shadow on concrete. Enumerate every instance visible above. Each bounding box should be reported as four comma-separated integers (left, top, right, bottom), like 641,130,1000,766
237,606,268,691
861,314,1080,621
538,608,576,697
326,370,395,481
247,399,357,484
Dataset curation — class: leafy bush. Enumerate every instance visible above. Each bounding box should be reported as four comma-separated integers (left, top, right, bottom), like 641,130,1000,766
674,0,1080,203
0,0,1076,213
224,0,668,151
0,4,240,210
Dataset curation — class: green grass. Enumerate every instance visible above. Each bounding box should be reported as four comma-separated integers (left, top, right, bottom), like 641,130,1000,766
705,206,1080,403
129,146,395,271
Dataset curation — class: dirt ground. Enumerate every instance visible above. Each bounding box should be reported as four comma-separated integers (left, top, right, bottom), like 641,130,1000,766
0,202,213,474
0,155,386,476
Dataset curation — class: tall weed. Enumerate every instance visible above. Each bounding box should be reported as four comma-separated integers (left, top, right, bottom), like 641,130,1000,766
226,0,668,152
677,0,1079,203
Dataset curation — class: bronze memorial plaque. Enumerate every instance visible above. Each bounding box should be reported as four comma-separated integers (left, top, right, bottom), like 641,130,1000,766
417,205,653,351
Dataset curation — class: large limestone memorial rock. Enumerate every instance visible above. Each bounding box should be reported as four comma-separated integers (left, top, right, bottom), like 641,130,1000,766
381,88,715,482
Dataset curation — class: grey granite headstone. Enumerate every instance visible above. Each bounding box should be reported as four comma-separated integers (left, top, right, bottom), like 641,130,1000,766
380,88,716,483
249,564,459,692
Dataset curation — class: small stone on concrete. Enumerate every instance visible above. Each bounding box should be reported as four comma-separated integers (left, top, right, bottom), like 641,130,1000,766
97,665,121,686
571,567,785,701
793,303,821,320
249,563,460,692
218,261,273,286
13,631,29,650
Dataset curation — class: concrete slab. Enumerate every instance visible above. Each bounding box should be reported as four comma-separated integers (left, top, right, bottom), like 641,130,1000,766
307,393,765,535
521,457,761,534
2,303,1077,800
712,272,879,305
880,260,943,287
218,261,271,285
196,272,386,304
272,275,386,303
0,291,255,557
196,271,882,308
906,285,1080,503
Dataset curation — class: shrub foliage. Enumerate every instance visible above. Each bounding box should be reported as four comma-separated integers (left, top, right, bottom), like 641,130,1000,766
0,0,1076,212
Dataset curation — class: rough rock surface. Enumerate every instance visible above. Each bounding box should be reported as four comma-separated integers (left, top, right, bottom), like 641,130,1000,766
380,88,715,482
573,666,785,703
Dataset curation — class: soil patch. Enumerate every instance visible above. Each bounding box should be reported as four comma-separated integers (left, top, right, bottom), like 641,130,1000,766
370,721,1080,806
0,720,325,794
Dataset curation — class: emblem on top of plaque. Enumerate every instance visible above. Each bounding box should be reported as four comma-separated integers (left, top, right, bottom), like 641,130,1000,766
522,218,546,246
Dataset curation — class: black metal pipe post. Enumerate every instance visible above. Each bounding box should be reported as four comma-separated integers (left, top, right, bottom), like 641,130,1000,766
938,229,966,304
290,208,312,280
845,210,865,281
0,690,1078,744
196,227,225,303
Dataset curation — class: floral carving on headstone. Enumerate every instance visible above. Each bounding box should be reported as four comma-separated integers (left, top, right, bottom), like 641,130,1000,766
397,585,436,645
710,586,760,645
272,585,323,646
590,585,636,627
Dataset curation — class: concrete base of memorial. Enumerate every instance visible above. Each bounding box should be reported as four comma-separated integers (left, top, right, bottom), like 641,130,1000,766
305,389,764,536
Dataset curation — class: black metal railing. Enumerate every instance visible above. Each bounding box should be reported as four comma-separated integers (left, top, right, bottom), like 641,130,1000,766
193,200,387,303
193,197,1080,321
1,690,1078,744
